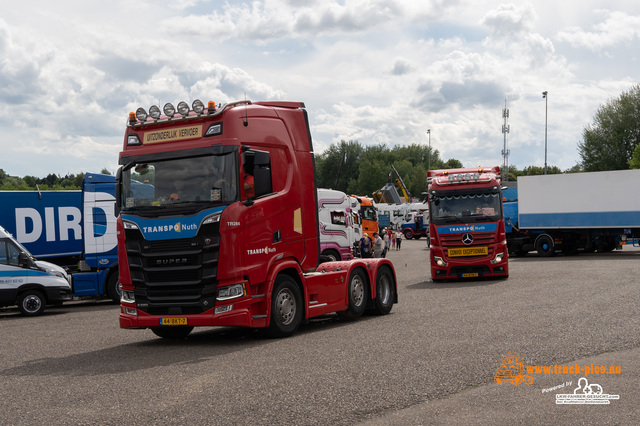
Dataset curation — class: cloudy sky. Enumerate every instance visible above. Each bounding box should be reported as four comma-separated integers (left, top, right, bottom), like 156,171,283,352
1,0,639,178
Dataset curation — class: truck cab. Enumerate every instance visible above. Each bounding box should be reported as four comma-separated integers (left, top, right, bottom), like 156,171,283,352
0,225,72,315
427,167,509,280
317,188,361,261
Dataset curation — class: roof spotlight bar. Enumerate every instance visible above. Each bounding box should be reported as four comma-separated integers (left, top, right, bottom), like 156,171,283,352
127,100,252,127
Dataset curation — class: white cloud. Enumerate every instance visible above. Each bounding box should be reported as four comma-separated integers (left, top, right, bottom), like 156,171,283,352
0,1,638,178
557,9,640,50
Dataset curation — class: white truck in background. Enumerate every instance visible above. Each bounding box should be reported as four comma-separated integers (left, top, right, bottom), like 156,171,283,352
318,188,362,260
504,169,640,256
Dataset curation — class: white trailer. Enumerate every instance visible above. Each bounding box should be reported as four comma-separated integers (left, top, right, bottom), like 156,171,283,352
505,169,640,256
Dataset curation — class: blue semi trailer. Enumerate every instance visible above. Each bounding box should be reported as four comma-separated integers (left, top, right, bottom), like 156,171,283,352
0,173,121,301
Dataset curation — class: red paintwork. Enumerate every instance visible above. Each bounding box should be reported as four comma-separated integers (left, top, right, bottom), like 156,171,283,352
118,101,397,330
427,167,509,280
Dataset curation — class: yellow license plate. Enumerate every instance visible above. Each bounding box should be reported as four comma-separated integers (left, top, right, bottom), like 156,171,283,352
462,273,479,278
448,247,488,257
160,317,187,326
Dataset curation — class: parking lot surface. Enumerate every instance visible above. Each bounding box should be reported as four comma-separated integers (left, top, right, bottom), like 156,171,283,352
1,239,638,424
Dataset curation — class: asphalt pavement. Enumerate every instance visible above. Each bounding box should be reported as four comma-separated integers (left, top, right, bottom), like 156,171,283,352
1,239,638,424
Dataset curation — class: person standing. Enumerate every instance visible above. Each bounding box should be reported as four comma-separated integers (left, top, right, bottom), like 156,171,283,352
373,232,384,258
395,230,402,250
391,230,396,250
382,230,390,258
359,233,372,258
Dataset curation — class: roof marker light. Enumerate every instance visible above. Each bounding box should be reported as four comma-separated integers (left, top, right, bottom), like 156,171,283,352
177,101,190,116
163,103,175,117
149,105,161,120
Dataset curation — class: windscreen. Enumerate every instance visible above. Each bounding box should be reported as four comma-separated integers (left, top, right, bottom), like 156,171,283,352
429,191,502,225
361,206,377,221
121,152,238,215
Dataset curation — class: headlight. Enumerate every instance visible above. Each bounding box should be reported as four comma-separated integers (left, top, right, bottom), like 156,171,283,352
121,289,135,304
135,107,147,122
123,220,139,230
202,212,221,225
163,103,175,117
491,251,504,264
434,256,448,267
123,307,137,316
217,283,246,301
192,99,205,114
177,101,190,116
149,105,161,119
50,270,66,279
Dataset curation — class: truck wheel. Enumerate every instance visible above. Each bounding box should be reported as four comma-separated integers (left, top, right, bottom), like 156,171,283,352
403,229,414,240
338,268,368,320
321,249,341,262
267,275,303,338
535,235,555,257
151,326,194,339
106,272,121,303
18,290,46,316
373,265,395,315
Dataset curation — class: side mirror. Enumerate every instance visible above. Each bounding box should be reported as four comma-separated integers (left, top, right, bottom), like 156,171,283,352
18,252,34,268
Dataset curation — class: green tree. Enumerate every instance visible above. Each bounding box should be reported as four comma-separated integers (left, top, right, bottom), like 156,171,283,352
315,140,364,193
74,173,85,187
442,158,463,169
629,143,640,168
578,84,640,171
564,164,583,173
314,140,462,198
519,165,562,176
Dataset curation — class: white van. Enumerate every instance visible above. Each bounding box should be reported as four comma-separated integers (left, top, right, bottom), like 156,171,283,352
0,225,72,315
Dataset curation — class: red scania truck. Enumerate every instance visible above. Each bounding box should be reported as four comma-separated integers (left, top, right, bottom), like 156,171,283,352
426,167,508,280
116,100,397,339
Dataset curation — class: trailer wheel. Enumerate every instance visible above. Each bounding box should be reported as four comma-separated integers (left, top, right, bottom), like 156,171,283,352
338,268,368,320
267,275,303,338
373,265,395,315
18,290,46,316
535,235,555,257
403,229,414,240
151,326,194,339
106,272,121,303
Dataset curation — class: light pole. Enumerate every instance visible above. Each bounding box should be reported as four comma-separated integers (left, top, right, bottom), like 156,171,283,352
542,91,548,174
427,129,431,171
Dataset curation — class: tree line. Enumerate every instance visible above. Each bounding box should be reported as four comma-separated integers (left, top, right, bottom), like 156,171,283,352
314,140,574,200
0,169,111,190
